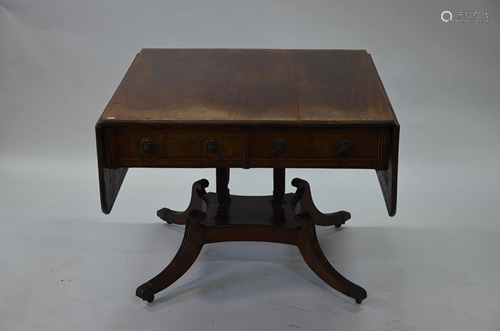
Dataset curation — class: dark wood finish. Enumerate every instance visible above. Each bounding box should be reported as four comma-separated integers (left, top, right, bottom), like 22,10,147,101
247,126,380,169
293,50,394,124
98,49,395,125
136,209,207,303
96,49,398,213
95,125,128,214
273,168,286,221
294,212,367,303
368,54,400,216
136,178,367,304
215,168,229,221
377,126,399,216
292,178,351,227
157,179,208,225
100,125,389,170
96,48,400,303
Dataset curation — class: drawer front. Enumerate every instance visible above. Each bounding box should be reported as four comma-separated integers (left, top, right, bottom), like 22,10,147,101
248,128,382,169
109,127,243,168
102,126,390,169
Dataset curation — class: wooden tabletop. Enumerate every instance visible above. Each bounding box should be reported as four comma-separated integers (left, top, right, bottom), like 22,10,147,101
99,49,397,126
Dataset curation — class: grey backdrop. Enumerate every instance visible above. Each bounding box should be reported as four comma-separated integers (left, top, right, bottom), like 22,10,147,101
1,1,499,330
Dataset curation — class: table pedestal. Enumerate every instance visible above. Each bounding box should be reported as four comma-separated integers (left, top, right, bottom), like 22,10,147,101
136,170,367,304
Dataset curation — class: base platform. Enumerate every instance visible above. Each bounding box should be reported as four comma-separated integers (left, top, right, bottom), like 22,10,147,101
136,177,366,304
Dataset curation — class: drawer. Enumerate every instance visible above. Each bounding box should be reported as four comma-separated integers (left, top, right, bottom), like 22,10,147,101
104,127,243,168
101,126,390,169
248,127,386,169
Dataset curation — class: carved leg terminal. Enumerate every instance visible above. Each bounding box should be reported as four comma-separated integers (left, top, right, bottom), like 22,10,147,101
292,178,351,227
157,179,209,225
136,209,207,302
295,212,367,304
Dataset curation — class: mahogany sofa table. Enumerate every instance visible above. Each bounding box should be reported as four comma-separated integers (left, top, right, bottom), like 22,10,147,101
96,48,399,304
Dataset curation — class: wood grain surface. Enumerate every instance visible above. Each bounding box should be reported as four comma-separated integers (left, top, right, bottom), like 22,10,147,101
96,49,399,216
98,49,397,126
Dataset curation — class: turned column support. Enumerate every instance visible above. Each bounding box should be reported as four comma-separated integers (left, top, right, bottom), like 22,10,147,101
273,168,286,221
216,168,229,220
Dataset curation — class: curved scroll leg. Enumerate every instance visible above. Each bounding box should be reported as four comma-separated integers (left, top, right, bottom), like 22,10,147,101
136,209,207,302
292,178,350,227
295,212,367,304
157,179,209,225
